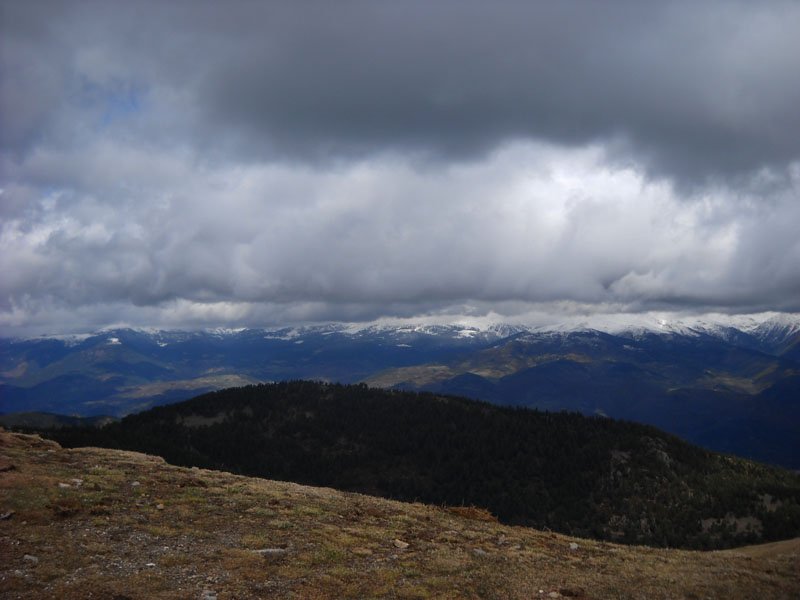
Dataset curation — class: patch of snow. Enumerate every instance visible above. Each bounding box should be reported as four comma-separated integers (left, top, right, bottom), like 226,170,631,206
207,327,246,336
455,328,480,338
263,328,303,340
33,333,93,346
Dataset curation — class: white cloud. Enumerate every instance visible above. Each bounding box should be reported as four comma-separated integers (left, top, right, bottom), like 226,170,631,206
1,1,799,335
2,138,797,335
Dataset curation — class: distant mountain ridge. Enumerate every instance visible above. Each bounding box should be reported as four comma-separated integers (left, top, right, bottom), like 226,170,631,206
2,312,798,468
7,311,800,348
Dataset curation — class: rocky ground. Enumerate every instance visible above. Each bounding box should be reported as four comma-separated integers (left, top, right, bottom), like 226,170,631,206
1,430,798,599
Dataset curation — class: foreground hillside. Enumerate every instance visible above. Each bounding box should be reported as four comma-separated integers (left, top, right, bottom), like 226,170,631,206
1,431,798,600
40,382,800,550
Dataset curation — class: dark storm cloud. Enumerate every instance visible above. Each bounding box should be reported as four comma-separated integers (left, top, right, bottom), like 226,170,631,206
185,1,800,183
5,1,800,179
1,1,799,335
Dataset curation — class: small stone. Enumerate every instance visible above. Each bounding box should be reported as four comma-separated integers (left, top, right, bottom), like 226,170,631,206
191,466,200,472
58,482,71,489
23,554,38,565
131,481,141,487
253,548,287,556
473,548,487,556
549,593,561,599
144,562,156,568
156,504,165,510
71,478,83,487
569,542,579,550
393,539,409,549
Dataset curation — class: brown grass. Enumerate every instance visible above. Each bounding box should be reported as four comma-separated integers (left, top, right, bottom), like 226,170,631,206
1,429,798,599
444,505,499,523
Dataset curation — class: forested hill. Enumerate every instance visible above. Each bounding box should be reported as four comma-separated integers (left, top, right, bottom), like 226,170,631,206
43,381,800,550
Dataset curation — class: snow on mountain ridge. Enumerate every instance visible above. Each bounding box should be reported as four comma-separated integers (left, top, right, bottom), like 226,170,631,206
748,314,800,338
264,312,800,343
12,313,799,344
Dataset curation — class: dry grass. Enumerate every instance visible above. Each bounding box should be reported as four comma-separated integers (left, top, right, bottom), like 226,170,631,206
1,430,798,599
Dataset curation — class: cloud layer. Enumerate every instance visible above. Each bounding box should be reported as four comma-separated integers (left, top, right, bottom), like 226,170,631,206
2,1,799,335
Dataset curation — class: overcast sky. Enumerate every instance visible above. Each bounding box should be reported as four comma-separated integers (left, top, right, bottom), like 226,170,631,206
1,0,799,336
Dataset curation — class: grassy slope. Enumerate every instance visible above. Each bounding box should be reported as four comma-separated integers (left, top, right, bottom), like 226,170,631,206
1,430,798,600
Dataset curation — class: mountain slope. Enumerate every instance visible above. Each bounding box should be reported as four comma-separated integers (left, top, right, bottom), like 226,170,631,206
0,411,117,429
2,429,799,600
363,329,800,468
40,381,800,551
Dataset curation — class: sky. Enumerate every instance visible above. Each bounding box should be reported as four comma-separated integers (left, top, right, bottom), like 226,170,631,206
1,0,799,336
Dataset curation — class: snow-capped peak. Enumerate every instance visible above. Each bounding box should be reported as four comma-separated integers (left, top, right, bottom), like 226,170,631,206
11,312,799,348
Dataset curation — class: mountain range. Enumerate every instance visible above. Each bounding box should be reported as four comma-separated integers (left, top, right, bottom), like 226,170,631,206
1,312,799,468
